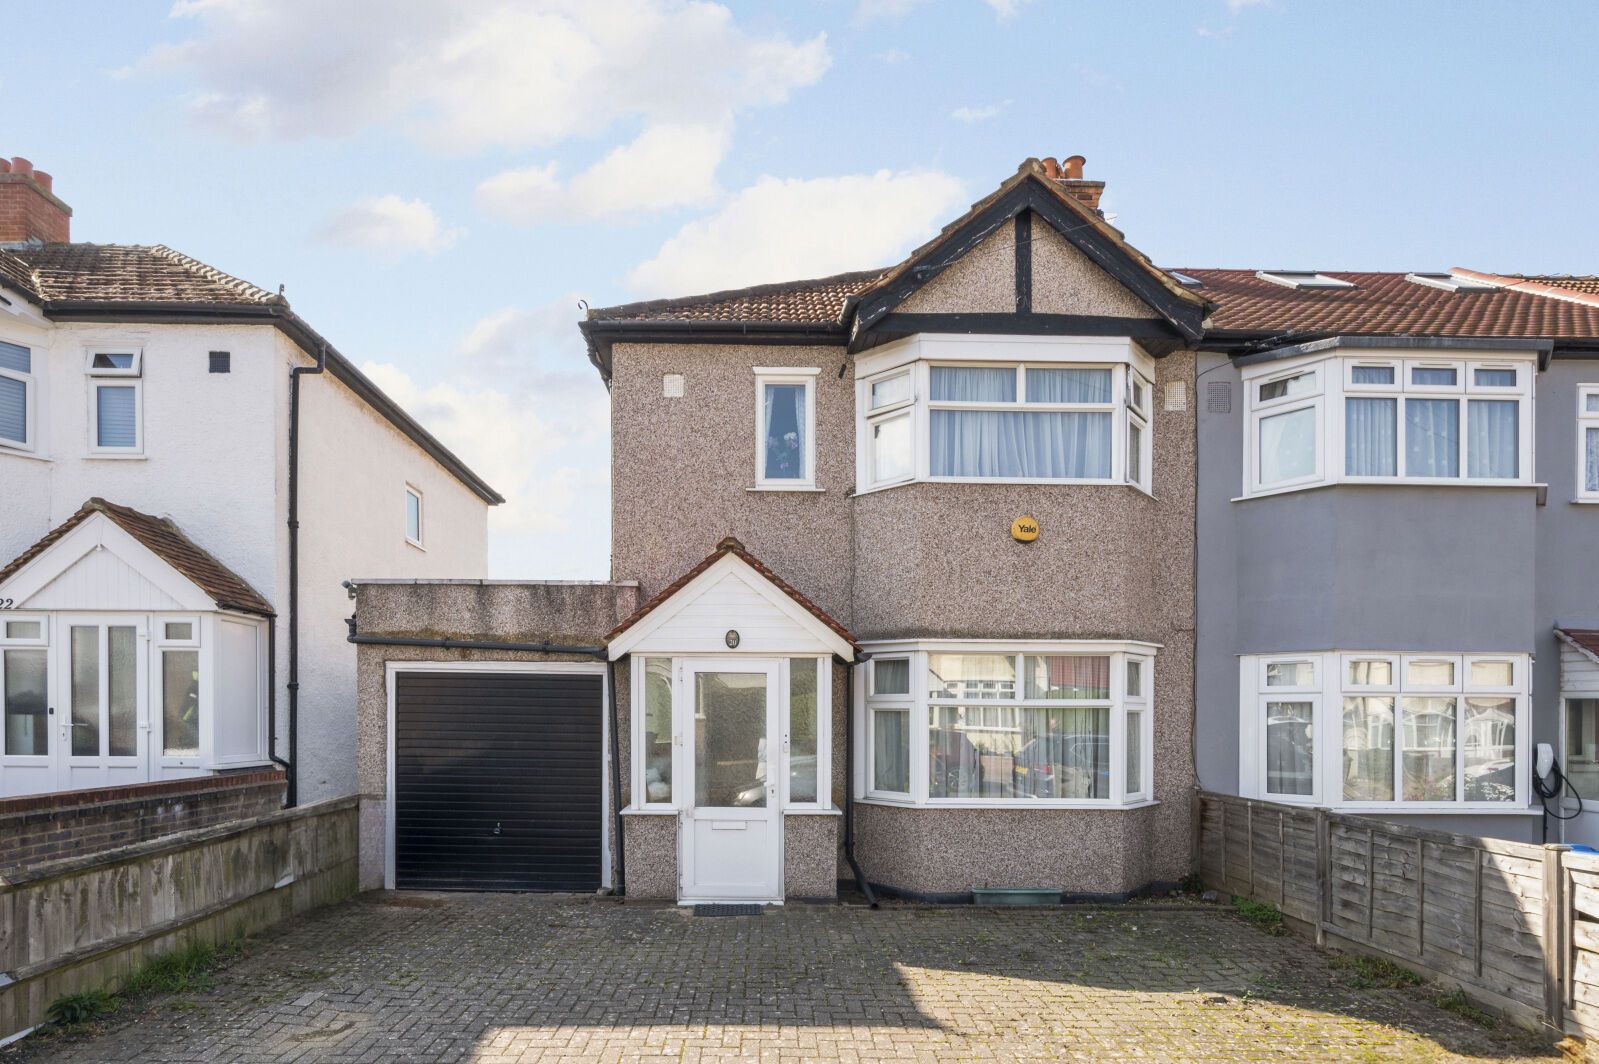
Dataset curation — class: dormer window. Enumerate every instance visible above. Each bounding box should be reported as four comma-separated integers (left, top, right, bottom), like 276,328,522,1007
86,347,143,455
1255,271,1356,290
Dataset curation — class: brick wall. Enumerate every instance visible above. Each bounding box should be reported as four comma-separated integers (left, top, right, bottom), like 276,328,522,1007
0,770,285,875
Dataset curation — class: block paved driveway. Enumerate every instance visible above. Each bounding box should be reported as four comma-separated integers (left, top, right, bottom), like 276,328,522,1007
11,893,1565,1064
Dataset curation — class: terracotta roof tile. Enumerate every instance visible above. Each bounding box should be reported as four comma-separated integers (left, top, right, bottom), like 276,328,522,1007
0,243,278,305
605,536,858,652
0,499,273,616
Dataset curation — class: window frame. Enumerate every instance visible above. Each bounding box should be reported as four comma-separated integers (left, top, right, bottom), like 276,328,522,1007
0,616,51,764
631,655,679,811
87,379,143,456
1248,366,1325,493
404,485,424,549
753,367,819,491
1578,384,1599,504
0,338,37,453
865,656,915,800
781,656,831,811
154,613,205,768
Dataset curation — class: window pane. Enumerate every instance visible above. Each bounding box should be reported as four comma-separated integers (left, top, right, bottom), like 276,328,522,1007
929,654,1015,700
873,708,909,792
1588,394,1599,414
1402,696,1456,801
5,620,40,639
1412,367,1458,386
1266,661,1314,687
3,648,47,756
1409,660,1455,686
162,650,200,756
96,385,138,447
1025,367,1112,403
1342,696,1394,801
762,382,807,480
873,658,910,696
164,621,193,641
1345,397,1397,476
1404,398,1459,477
0,375,24,444
693,671,767,808
1474,368,1516,387
1258,407,1316,484
871,414,911,483
1351,366,1394,385
871,373,911,409
1568,700,1599,800
1259,372,1315,401
1132,378,1146,411
1467,400,1518,478
642,658,673,803
1463,697,1515,802
1348,659,1392,686
71,626,99,756
91,352,135,370
1588,427,1599,494
1023,655,1109,699
1126,711,1143,794
0,340,29,374
932,704,1108,799
108,626,136,757
406,491,421,541
1127,421,1143,484
1469,660,1513,687
930,410,1112,479
1126,659,1142,698
930,366,1015,402
1266,701,1314,796
789,660,818,804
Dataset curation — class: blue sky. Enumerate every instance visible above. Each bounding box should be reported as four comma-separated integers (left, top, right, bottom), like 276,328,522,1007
9,0,1597,577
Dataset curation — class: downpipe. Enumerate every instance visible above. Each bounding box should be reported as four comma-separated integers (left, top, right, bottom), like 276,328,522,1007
843,658,879,908
285,341,327,807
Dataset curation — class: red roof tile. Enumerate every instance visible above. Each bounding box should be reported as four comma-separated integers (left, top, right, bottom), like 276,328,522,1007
606,536,858,652
0,499,273,616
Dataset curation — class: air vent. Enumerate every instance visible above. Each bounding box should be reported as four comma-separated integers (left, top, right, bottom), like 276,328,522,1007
209,351,231,374
1206,381,1232,414
1255,271,1355,290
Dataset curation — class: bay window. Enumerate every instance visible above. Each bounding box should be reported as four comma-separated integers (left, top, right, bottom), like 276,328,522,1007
1242,652,1527,810
861,641,1155,807
1244,350,1534,497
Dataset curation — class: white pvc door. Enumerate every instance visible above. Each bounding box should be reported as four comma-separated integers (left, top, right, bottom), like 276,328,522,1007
57,616,146,791
679,659,782,902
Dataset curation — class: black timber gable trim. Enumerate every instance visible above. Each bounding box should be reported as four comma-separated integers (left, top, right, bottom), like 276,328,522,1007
851,177,1206,344
1014,210,1032,315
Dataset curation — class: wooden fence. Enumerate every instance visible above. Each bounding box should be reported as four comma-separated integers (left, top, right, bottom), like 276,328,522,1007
1197,790,1594,1035
0,795,358,1043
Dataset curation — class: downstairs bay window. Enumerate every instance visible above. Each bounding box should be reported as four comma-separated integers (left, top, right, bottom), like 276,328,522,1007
860,641,1156,807
1241,652,1528,811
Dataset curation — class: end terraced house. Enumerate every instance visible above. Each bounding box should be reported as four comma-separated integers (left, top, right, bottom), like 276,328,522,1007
354,155,1599,905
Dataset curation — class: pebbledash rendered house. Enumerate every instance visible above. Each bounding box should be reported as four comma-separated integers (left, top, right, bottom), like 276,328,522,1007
350,156,1599,905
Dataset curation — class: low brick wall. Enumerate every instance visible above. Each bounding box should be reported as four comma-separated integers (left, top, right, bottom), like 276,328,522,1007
0,795,358,1042
0,771,285,875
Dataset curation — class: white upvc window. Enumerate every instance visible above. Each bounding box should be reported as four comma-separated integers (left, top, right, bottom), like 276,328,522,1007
1244,350,1535,498
865,370,915,490
1578,385,1599,503
754,368,818,490
0,614,49,760
859,639,1158,808
86,347,143,455
155,615,203,764
405,485,424,548
0,339,36,452
1241,651,1528,811
1127,369,1152,492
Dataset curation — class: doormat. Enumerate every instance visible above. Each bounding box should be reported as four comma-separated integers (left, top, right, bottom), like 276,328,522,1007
692,903,763,917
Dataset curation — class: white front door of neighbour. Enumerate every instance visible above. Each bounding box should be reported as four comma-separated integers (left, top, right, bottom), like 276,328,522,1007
680,659,783,903
57,616,147,792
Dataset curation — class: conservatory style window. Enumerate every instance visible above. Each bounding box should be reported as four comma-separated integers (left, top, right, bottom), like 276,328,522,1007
1241,652,1527,810
861,641,1155,807
1243,351,1534,497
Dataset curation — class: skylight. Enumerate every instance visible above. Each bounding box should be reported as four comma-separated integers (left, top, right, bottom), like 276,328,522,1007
1168,271,1204,287
1405,272,1498,292
1255,271,1356,290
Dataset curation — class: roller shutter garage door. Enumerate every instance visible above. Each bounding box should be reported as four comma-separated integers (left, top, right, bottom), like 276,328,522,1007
393,670,604,891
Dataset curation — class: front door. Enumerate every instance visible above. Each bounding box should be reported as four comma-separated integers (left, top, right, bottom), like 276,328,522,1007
680,659,782,902
57,616,146,791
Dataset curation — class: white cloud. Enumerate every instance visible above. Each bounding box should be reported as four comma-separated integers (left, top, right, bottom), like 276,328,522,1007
1225,0,1271,9
627,169,967,297
360,298,613,577
951,104,1001,123
476,122,730,223
142,0,830,152
984,0,1032,19
874,47,912,64
856,0,1028,21
313,195,460,259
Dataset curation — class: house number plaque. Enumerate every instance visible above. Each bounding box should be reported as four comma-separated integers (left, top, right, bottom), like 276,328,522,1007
1011,516,1039,542
725,630,740,648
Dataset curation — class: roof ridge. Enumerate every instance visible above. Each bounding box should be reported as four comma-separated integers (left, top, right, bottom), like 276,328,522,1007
148,244,279,305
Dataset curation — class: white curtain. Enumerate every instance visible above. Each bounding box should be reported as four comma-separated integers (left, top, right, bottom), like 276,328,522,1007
1588,427,1599,493
873,709,909,792
1467,399,1517,479
761,383,805,479
930,366,1014,402
1345,397,1396,476
931,410,1111,478
1025,367,1112,403
1404,398,1458,477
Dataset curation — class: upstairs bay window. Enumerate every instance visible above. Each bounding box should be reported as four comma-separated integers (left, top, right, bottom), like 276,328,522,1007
1244,351,1534,497
1579,385,1599,503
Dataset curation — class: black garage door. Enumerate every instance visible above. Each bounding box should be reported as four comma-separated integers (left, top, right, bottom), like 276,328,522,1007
393,671,604,891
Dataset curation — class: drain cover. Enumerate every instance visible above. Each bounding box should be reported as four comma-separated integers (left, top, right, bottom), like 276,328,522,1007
693,903,763,917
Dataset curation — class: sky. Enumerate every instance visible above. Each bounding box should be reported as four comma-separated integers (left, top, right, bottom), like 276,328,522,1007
8,0,1597,579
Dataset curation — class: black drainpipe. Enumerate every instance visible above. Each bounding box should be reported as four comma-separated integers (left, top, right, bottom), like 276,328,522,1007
842,657,878,908
607,657,627,897
286,341,327,807
264,623,289,803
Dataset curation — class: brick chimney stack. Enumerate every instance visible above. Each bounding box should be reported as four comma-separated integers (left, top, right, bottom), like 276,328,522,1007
1038,154,1106,213
0,157,71,244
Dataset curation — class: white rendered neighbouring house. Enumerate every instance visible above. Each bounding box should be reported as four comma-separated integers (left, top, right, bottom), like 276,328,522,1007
0,157,501,803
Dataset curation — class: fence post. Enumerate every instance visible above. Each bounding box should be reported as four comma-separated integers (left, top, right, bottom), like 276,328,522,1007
1545,846,1566,1030
1314,808,1329,947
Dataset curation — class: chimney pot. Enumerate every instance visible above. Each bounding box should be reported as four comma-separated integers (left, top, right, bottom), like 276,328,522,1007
1063,155,1085,180
32,170,51,193
1040,157,1061,179
0,160,10,174
0,155,70,242
9,157,32,177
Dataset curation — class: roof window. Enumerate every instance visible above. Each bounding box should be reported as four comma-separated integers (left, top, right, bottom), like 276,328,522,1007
1168,271,1204,287
1255,271,1356,290
1405,272,1498,292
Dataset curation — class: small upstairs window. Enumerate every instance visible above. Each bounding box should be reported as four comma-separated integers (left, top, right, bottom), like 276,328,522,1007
86,347,143,454
754,368,818,490
0,340,34,451
405,486,423,547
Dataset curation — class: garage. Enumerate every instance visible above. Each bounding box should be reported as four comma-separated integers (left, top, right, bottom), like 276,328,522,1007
390,667,606,892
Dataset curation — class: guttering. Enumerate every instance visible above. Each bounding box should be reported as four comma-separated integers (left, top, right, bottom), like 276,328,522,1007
580,318,848,384
344,632,609,656
285,341,328,808
1230,333,1557,372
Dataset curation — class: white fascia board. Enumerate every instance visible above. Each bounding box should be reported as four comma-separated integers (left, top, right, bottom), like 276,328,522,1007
0,512,218,612
607,552,854,661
